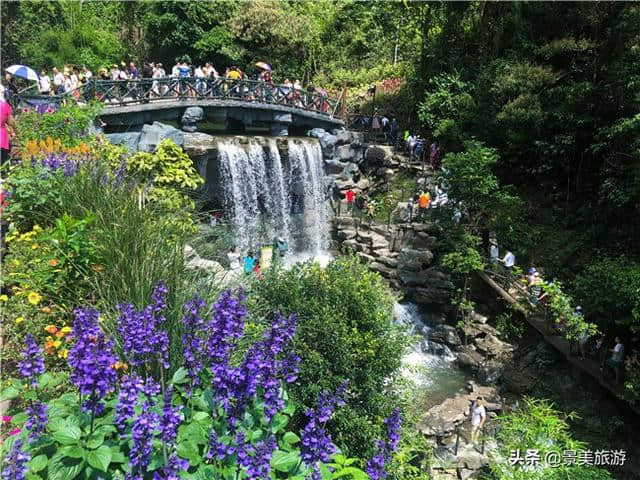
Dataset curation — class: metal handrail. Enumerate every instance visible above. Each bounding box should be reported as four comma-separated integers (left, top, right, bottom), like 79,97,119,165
12,77,342,118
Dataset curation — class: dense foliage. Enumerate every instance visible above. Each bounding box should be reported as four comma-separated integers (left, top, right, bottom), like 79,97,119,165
248,257,406,458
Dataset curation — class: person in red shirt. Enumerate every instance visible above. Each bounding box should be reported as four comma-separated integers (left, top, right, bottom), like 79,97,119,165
252,259,263,281
345,189,355,214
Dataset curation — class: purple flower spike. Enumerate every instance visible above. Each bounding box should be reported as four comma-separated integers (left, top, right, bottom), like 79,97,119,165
1,438,30,480
67,307,118,413
25,401,48,442
159,386,183,446
115,373,145,432
18,334,45,387
182,295,207,394
129,404,159,478
152,452,189,480
365,408,403,480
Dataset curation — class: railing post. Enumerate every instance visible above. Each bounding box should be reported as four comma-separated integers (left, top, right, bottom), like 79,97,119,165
454,426,460,455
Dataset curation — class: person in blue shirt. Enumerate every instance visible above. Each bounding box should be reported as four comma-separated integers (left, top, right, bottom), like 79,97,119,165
243,252,256,273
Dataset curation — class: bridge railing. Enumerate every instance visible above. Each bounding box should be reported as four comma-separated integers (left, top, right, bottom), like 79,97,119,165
12,77,342,118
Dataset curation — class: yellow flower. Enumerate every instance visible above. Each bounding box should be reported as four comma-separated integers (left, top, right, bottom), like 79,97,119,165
58,349,69,359
12,259,20,266
41,306,52,314
28,292,42,305
0,295,8,302
53,340,61,348
15,316,24,324
31,243,40,250
61,326,72,334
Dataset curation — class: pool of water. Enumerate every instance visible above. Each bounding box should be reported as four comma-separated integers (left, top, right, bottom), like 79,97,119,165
394,302,471,410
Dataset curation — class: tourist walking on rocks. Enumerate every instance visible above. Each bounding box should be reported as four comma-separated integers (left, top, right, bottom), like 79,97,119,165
390,117,399,148
469,397,486,443
39,70,51,95
604,336,625,384
490,239,499,266
528,268,542,305
345,188,355,214
418,191,430,220
227,245,241,272
499,250,516,281
243,251,256,274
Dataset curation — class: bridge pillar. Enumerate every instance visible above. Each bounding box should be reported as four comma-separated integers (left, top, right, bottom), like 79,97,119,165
269,123,289,136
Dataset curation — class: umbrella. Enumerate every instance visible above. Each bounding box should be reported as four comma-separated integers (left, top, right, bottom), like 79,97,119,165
6,65,39,82
255,61,272,72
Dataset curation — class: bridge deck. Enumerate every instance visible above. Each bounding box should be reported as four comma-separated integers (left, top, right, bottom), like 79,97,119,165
477,271,637,412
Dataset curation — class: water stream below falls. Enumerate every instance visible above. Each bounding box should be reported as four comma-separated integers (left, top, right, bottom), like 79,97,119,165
214,136,330,260
394,303,471,410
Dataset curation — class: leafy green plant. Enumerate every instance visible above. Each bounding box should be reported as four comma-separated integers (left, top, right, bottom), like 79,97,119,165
495,311,525,340
248,256,407,458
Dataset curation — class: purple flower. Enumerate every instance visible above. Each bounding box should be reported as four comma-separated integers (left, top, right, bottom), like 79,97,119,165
67,307,118,413
301,382,348,472
18,334,45,387
245,435,277,480
115,373,145,432
365,408,402,480
129,403,159,478
1,438,30,480
25,401,48,442
152,452,189,480
159,386,183,446
181,295,207,393
117,282,170,369
207,430,232,461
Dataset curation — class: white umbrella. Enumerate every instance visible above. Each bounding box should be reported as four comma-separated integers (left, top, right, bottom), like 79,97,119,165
6,65,39,82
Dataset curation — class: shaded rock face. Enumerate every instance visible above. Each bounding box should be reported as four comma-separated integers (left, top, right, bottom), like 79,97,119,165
429,325,462,347
105,132,141,153
138,122,184,152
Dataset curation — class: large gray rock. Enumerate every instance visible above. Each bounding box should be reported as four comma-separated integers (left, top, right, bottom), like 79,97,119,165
181,106,204,124
319,133,338,158
307,128,327,138
138,122,184,152
398,249,434,270
331,129,352,145
429,325,462,347
477,360,504,385
474,334,514,357
336,228,356,240
106,132,141,153
183,132,215,158
336,145,354,162
370,261,395,277
324,159,345,175
455,345,485,369
340,162,360,180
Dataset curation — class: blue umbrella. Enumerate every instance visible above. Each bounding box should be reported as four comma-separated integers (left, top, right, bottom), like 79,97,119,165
6,65,39,82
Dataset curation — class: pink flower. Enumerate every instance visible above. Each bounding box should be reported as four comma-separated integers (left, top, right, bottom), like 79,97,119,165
1,416,11,423
9,428,21,436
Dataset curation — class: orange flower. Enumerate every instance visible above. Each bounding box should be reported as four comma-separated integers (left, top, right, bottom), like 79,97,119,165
41,306,52,314
49,258,60,267
44,339,56,354
44,325,58,334
55,331,65,339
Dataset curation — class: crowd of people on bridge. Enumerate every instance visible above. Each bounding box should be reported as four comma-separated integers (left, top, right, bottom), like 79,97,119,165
3,58,332,112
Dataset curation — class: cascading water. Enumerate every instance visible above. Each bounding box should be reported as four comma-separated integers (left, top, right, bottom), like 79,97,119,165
394,302,470,408
216,136,329,259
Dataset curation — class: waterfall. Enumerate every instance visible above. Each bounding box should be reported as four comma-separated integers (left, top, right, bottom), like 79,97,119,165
216,136,329,258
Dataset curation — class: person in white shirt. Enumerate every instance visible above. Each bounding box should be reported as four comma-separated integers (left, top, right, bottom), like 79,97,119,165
500,250,515,268
227,245,241,272
70,70,79,90
469,397,487,443
195,66,205,95
52,67,65,94
489,240,499,265
39,70,51,95
82,66,93,81
605,336,625,384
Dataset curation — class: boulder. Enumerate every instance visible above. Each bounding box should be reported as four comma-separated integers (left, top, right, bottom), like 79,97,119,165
342,239,362,252
183,132,215,158
184,245,224,275
456,446,487,470
474,334,514,357
477,360,504,384
391,202,412,223
324,159,345,175
357,252,375,263
336,228,356,241
336,216,357,227
181,106,204,127
370,261,395,277
138,122,184,152
411,232,437,250
409,282,455,305
458,468,477,480
319,132,338,152
307,128,327,139
398,248,434,268
105,132,140,153
355,177,371,191
471,311,489,324
270,123,289,136
455,346,485,370
336,145,354,162
340,162,360,180
362,146,388,170
350,131,365,147
429,325,462,347
332,129,352,145
376,253,398,268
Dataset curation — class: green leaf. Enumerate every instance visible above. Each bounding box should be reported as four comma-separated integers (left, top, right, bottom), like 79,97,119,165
171,367,189,384
28,454,49,473
52,425,82,445
177,440,201,465
332,467,368,479
86,445,112,473
38,373,54,388
60,446,85,459
110,446,126,464
0,386,20,402
270,449,300,473
48,453,84,480
283,432,300,445
192,411,209,421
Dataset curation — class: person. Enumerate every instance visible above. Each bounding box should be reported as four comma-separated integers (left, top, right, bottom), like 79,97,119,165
252,259,262,278
345,188,356,214
129,62,139,79
604,336,625,384
407,133,417,157
177,61,191,97
469,397,486,443
227,246,241,272
528,268,542,305
418,191,430,220
489,239,499,266
592,335,606,365
406,199,414,222
390,117,399,148
0,85,15,168
274,237,288,260
371,109,381,134
194,65,205,96
39,70,51,95
306,82,315,109
82,66,93,81
243,251,256,273
500,250,515,273
52,67,65,94
430,142,441,169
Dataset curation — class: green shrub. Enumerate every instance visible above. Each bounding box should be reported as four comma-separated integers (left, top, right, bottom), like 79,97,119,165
248,255,407,458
